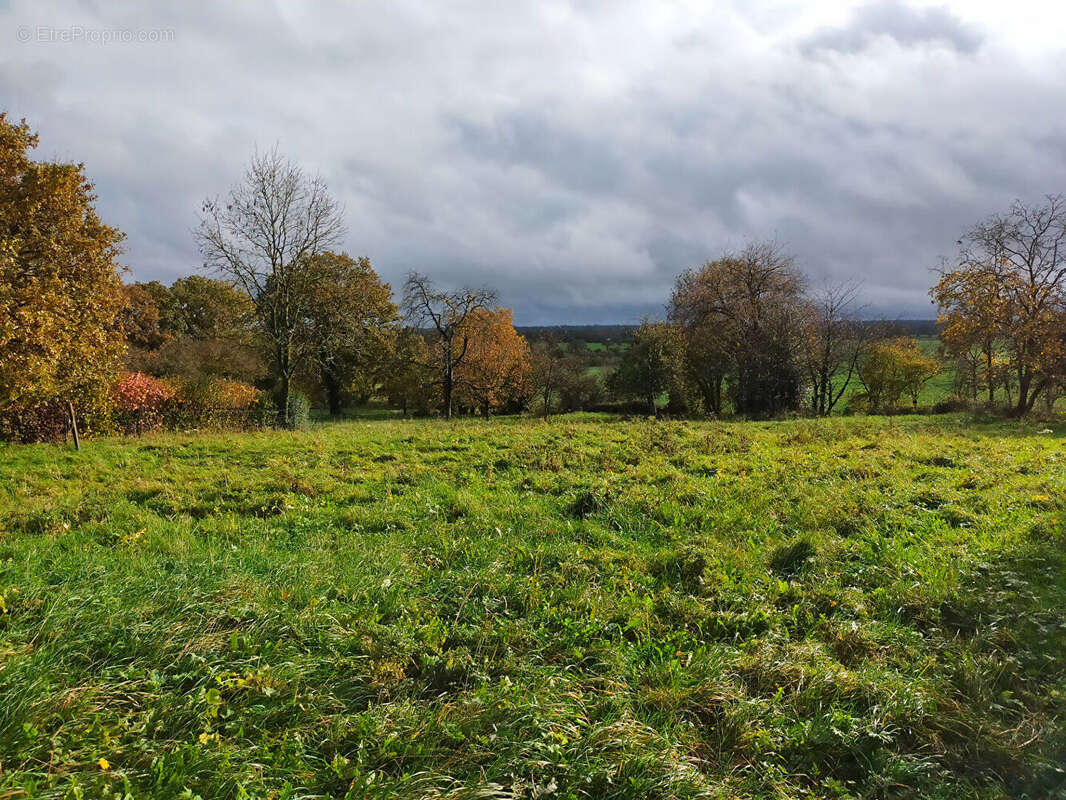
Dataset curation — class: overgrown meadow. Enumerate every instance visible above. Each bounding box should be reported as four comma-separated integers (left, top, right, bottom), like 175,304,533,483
1,415,1065,799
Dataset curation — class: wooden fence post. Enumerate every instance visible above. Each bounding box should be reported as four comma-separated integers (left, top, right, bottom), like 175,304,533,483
68,401,81,451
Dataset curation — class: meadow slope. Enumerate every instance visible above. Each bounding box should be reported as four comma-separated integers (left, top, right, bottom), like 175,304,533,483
1,415,1065,799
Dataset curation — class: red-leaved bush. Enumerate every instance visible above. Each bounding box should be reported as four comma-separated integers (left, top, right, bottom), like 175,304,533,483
110,371,175,434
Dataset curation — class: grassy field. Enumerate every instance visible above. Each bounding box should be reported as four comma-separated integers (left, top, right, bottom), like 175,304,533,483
2,415,1065,799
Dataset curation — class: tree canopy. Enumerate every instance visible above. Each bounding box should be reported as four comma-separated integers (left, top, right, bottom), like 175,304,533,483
0,114,126,435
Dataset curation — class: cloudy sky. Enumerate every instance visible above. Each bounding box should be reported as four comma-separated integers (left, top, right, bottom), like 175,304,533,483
3,1,1065,323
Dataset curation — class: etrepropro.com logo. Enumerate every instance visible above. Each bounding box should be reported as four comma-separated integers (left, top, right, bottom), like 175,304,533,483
16,25,175,44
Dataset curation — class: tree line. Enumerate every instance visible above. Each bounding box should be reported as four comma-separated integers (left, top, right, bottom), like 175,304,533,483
601,244,940,418
3,112,1066,442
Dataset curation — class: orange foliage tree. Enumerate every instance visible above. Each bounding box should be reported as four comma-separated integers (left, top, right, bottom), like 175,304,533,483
453,307,532,417
932,265,1007,405
0,115,126,440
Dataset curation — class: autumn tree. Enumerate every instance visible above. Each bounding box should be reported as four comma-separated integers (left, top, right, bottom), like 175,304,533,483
197,147,345,425
122,276,264,382
301,252,398,415
453,307,532,417
121,283,167,351
934,196,1066,415
932,265,1005,406
401,272,497,419
857,338,939,411
0,114,126,441
669,242,807,417
382,327,435,416
901,346,941,409
608,320,680,415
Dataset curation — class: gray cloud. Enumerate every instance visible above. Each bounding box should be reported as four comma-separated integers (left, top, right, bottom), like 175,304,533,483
803,1,983,55
2,0,1064,323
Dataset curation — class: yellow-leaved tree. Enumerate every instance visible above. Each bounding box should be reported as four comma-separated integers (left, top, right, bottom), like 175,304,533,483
857,338,939,411
933,196,1066,414
0,115,126,441
453,307,531,417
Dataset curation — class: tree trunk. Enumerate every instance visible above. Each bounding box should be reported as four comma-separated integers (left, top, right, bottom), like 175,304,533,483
443,365,453,420
985,349,994,406
703,373,723,417
274,340,294,427
278,371,292,428
647,394,657,416
481,399,490,419
1017,370,1031,416
322,364,344,417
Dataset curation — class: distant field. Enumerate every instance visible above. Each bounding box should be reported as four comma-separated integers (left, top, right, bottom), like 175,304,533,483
2,415,1065,798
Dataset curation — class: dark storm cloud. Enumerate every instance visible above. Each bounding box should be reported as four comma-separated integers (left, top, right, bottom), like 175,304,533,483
2,0,1064,323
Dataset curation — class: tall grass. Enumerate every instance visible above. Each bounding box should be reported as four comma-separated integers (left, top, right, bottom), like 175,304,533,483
1,414,1064,798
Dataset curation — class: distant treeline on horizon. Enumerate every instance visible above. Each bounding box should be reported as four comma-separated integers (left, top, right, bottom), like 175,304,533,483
515,319,940,343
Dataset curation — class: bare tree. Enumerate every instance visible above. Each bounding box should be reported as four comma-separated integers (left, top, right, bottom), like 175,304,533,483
800,282,866,416
530,333,566,418
401,272,497,419
196,147,345,425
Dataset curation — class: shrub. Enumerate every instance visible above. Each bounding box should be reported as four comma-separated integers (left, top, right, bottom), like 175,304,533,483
164,377,263,430
0,387,115,444
0,402,71,443
842,391,870,415
559,372,605,412
111,372,175,434
209,378,261,411
933,397,972,414
251,392,279,427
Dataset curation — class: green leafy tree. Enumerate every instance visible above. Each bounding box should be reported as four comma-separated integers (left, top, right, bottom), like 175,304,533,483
302,253,398,416
382,328,435,416
608,320,680,415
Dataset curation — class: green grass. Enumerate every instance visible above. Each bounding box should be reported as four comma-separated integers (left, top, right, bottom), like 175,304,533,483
2,415,1066,798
